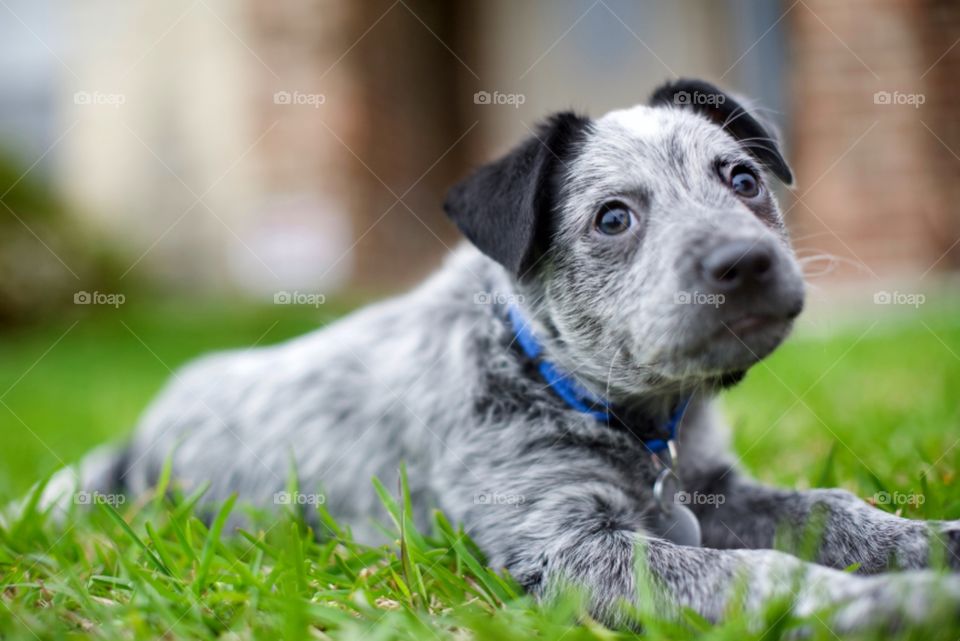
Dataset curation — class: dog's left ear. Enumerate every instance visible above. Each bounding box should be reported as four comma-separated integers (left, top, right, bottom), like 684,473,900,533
649,78,793,185
444,112,590,277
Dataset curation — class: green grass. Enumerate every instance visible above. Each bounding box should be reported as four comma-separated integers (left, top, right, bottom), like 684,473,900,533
1,297,960,640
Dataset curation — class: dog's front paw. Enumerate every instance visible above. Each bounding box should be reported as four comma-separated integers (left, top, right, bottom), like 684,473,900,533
828,572,960,632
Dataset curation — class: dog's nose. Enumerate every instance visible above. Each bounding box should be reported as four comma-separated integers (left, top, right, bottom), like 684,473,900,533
699,240,775,294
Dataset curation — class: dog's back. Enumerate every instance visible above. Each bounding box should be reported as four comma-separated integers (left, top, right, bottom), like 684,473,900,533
42,246,503,540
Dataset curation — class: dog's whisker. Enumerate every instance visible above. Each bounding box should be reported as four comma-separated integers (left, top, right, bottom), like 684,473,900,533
796,251,873,279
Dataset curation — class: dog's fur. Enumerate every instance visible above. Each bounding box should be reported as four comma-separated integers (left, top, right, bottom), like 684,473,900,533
43,79,960,630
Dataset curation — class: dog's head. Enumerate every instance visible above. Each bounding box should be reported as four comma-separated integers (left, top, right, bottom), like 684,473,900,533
445,79,804,398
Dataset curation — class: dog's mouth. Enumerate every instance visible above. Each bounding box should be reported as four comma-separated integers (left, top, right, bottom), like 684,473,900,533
716,312,794,353
674,313,794,377
717,313,786,341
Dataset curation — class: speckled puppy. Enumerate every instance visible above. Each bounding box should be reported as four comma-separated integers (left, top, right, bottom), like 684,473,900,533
46,79,960,630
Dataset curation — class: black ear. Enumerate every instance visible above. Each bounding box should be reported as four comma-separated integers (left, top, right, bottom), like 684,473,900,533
649,78,793,185
443,112,591,276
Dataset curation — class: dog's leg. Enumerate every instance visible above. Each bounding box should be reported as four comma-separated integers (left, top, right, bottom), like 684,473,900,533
686,467,960,572
619,537,958,629
464,483,960,630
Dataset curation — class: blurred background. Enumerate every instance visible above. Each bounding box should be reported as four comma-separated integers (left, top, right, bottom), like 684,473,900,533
1,0,958,501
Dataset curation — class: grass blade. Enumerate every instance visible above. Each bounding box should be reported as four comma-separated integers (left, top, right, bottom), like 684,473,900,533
99,502,173,577
194,493,237,595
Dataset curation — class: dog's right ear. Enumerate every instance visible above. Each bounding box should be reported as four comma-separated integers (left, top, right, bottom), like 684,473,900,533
443,112,590,277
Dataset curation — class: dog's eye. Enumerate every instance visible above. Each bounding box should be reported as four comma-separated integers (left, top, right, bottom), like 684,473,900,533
594,202,634,235
728,165,761,198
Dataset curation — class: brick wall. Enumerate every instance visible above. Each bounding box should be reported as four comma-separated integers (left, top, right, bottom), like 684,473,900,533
789,0,960,280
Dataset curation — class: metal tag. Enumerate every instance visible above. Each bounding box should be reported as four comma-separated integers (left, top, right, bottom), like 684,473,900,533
650,502,702,547
650,466,702,547
653,467,679,512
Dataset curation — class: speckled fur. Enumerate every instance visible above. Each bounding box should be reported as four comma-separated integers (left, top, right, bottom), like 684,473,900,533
41,84,960,630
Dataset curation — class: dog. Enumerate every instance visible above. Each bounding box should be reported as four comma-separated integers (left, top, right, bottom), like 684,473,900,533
41,78,960,630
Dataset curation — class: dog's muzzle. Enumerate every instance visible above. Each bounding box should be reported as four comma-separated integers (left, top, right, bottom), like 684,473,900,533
695,238,804,322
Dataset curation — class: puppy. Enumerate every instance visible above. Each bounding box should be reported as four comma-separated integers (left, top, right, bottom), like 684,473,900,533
45,79,960,629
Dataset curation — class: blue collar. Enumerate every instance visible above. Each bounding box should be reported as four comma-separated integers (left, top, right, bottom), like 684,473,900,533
508,305,691,455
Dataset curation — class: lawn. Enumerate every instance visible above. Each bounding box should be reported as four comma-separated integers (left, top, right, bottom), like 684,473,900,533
1,296,959,640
